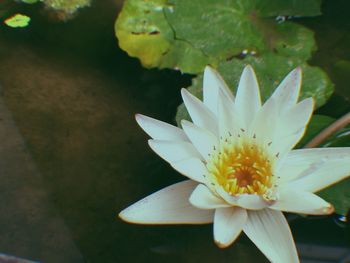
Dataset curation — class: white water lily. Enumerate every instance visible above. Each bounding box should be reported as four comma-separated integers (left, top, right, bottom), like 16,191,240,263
119,65,350,263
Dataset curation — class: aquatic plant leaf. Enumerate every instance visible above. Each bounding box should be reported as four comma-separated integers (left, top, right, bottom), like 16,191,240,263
4,13,31,28
44,0,91,19
21,0,40,4
333,60,350,101
297,115,335,148
116,0,321,73
319,178,350,216
164,1,317,62
254,0,322,17
115,0,174,68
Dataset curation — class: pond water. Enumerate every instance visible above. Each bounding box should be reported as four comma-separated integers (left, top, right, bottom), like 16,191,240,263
0,0,349,262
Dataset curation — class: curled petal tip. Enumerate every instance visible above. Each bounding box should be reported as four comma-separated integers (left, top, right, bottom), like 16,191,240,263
244,64,254,70
118,209,129,222
135,113,142,121
294,66,302,76
324,204,335,215
214,240,231,249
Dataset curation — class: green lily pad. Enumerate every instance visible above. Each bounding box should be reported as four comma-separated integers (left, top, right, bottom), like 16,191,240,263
297,115,335,148
116,0,322,73
21,0,40,4
319,178,350,216
115,0,174,68
44,0,91,17
4,13,31,28
164,1,317,62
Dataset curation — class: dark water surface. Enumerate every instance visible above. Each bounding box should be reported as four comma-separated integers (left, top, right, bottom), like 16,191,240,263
0,0,349,262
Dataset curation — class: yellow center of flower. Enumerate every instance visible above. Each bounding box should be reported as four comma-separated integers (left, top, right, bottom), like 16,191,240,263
208,140,274,196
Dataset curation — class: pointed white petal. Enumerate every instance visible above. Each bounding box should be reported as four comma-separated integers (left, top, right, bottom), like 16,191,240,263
270,188,334,215
203,66,234,115
216,188,271,210
278,98,314,138
148,139,202,163
135,114,188,141
249,97,278,148
270,67,301,109
119,180,214,224
217,88,242,139
189,184,229,209
285,155,350,193
235,65,261,129
181,120,218,160
278,147,350,183
171,158,208,184
181,88,218,135
214,207,247,248
243,209,299,263
271,98,313,156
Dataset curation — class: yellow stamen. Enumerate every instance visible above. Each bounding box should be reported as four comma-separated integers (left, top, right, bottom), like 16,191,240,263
208,140,273,196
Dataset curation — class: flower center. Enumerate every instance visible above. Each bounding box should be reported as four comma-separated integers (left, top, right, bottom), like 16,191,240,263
207,140,274,196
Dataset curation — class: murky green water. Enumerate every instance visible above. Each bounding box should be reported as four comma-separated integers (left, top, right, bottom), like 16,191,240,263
0,0,349,262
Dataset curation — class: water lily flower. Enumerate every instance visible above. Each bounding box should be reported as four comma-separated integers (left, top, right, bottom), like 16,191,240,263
119,65,350,263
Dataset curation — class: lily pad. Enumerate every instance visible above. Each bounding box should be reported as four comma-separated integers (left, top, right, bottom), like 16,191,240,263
164,1,317,62
115,0,174,68
4,13,31,28
21,0,40,4
116,0,321,73
319,178,350,216
297,115,335,148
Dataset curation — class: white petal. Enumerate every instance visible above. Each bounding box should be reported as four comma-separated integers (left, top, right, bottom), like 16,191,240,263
171,158,208,184
235,65,261,129
270,188,334,215
203,66,234,115
119,180,214,224
278,98,314,138
216,188,271,210
189,184,229,209
235,195,272,210
243,209,299,263
148,139,202,163
280,147,350,182
278,147,350,189
270,67,301,110
285,155,350,193
214,207,247,248
271,98,313,155
249,97,278,148
181,88,218,135
135,114,188,141
181,120,218,160
217,88,242,139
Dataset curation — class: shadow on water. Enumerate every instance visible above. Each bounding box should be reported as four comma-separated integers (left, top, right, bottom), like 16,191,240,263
0,0,349,262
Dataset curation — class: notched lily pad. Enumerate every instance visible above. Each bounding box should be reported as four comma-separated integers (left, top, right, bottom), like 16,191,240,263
164,1,317,63
116,0,322,73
